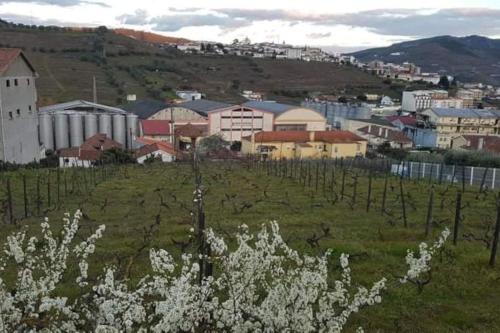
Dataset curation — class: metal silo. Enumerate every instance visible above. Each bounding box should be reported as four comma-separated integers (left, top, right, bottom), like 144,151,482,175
54,113,69,149
112,114,126,146
99,114,112,138
126,114,138,149
69,114,83,147
84,114,98,139
39,113,54,151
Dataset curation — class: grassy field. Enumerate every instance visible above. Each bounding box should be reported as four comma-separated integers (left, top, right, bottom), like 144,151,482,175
1,160,499,332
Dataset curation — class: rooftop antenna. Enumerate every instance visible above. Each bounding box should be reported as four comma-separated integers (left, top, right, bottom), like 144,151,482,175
92,76,97,104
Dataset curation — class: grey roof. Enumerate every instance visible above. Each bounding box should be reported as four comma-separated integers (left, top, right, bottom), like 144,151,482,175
345,117,395,127
39,100,126,114
243,101,297,114
430,108,498,119
120,100,169,119
179,99,235,115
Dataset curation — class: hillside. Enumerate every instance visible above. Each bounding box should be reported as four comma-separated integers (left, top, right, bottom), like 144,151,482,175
351,35,500,85
113,28,190,45
0,23,391,106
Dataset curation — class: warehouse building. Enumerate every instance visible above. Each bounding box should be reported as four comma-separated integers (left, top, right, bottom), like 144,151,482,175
206,100,327,142
0,48,39,164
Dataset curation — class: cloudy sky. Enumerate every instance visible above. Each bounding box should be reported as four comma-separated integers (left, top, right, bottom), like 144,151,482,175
1,0,500,51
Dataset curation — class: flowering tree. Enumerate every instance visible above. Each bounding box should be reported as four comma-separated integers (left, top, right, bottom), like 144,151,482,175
0,211,450,332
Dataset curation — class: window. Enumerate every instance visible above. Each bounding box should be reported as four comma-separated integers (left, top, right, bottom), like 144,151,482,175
16,109,20,117
356,143,361,151
14,79,18,86
27,79,30,86
6,80,10,87
8,111,13,120
28,105,32,113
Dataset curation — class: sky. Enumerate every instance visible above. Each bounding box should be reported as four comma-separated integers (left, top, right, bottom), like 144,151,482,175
1,0,500,51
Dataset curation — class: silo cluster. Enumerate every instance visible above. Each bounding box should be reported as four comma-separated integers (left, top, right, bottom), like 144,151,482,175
38,111,138,151
302,100,372,128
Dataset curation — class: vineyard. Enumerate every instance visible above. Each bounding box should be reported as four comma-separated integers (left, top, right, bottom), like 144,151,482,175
0,159,500,331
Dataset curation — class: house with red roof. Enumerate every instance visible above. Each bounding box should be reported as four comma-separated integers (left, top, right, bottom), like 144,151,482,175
134,137,177,163
58,134,122,167
241,130,366,160
0,48,39,164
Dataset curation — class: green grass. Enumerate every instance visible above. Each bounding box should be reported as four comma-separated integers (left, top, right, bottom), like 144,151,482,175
1,161,499,332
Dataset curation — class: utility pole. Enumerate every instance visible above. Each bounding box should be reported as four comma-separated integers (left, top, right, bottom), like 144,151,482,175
93,76,97,104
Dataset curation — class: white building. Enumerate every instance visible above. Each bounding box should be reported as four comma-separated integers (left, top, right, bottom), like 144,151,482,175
176,90,202,101
431,98,464,109
0,48,40,164
402,90,449,112
135,141,176,163
380,96,395,106
285,48,303,60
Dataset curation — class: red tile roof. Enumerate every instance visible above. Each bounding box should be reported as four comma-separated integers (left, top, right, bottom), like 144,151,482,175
0,48,35,75
134,142,176,158
58,148,101,161
81,134,122,151
245,131,366,144
460,135,500,154
136,137,176,154
386,115,417,127
251,131,311,143
315,131,367,143
141,120,171,136
174,123,208,138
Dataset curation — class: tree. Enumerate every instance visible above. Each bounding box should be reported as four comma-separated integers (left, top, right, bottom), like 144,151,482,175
0,210,450,332
438,75,450,90
197,134,229,155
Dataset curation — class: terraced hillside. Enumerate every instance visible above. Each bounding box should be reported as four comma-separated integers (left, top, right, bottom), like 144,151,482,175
0,25,391,106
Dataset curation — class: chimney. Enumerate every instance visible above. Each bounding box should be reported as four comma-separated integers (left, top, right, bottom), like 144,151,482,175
309,131,315,142
478,137,484,150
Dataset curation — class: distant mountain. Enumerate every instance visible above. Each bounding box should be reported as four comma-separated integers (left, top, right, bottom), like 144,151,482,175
351,35,500,85
113,28,190,46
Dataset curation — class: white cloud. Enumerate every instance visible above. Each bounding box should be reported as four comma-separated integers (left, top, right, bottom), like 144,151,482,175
0,0,499,47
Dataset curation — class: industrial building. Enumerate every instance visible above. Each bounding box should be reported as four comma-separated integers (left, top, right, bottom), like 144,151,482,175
38,100,139,152
0,48,39,164
301,100,371,128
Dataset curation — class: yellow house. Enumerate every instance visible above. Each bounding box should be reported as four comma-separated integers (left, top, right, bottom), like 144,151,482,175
241,131,367,160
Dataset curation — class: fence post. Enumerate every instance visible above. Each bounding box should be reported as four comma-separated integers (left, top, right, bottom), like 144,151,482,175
23,175,28,218
453,192,462,246
493,168,497,190
489,195,500,267
425,186,434,238
366,170,372,212
340,169,346,201
6,179,14,225
399,177,408,228
36,174,41,216
381,173,388,215
470,167,474,187
47,171,51,208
